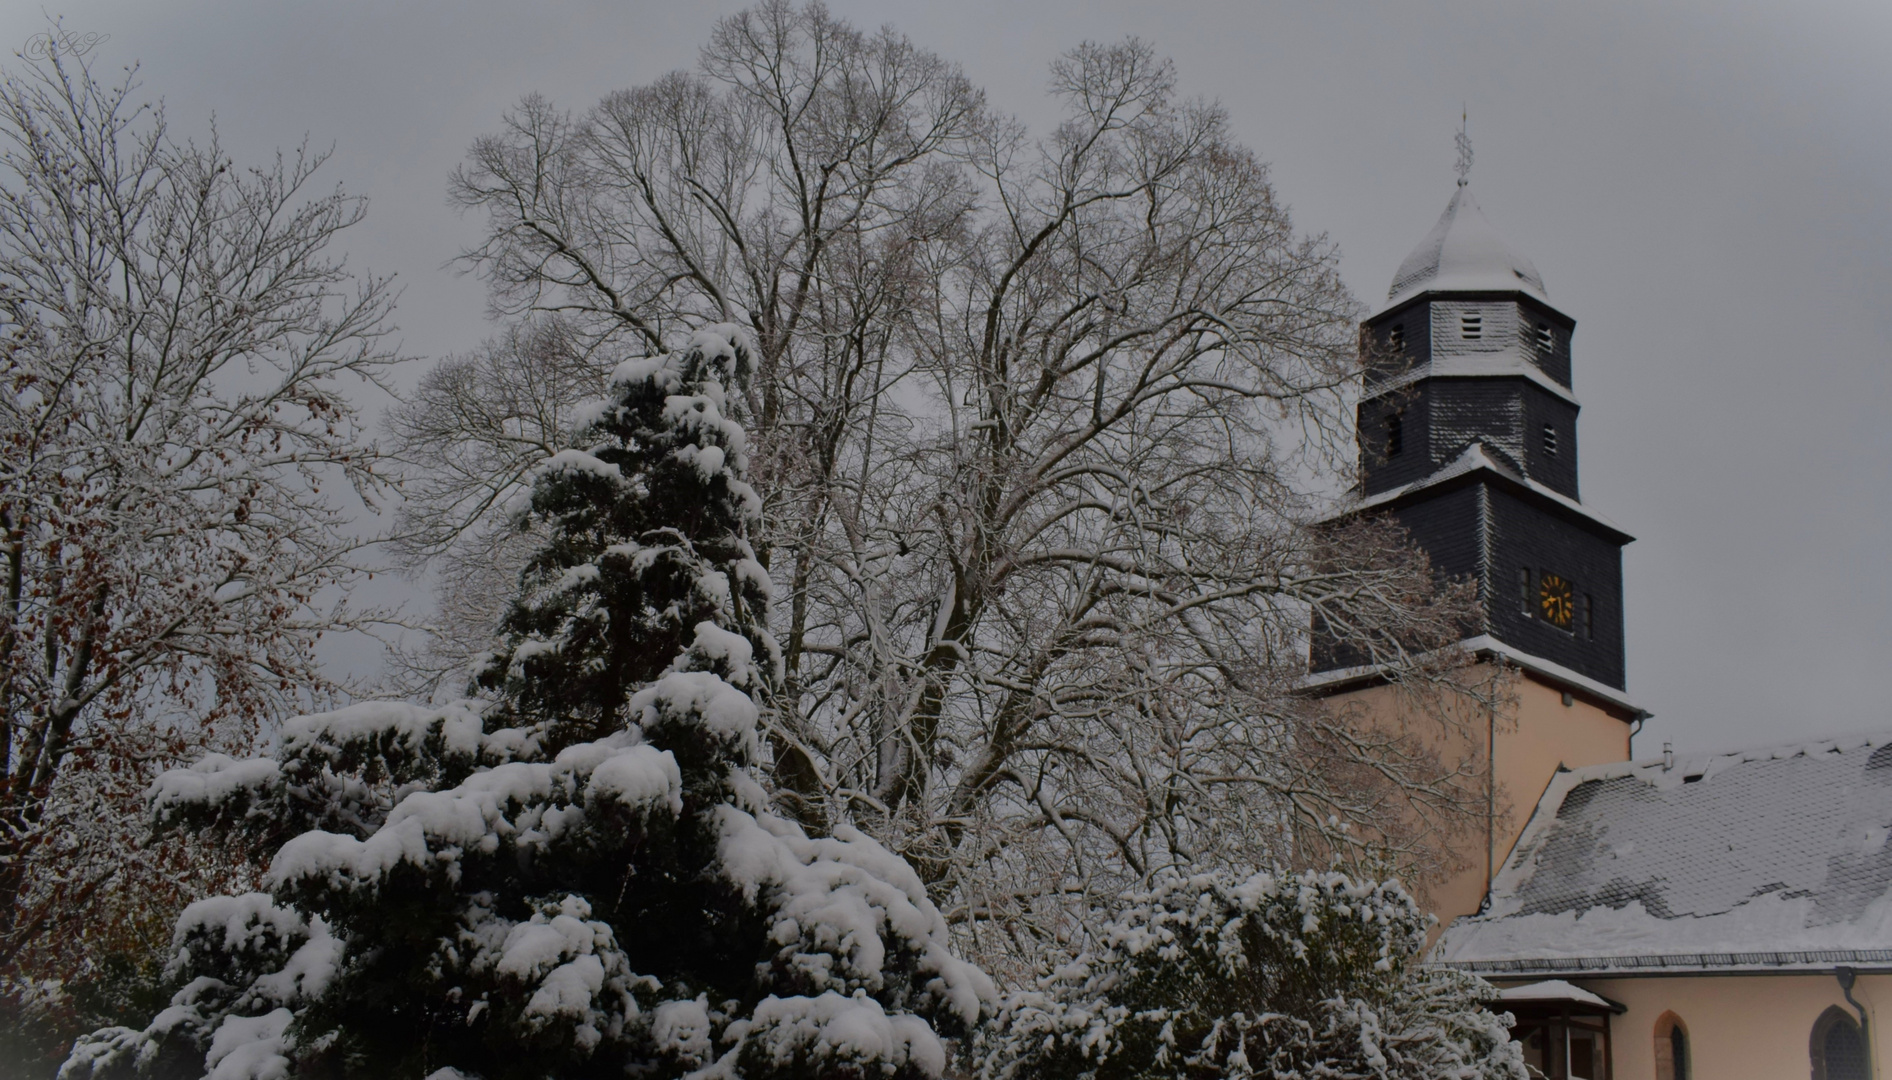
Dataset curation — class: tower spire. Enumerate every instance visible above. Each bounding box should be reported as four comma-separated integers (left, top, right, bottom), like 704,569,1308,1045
1455,107,1473,187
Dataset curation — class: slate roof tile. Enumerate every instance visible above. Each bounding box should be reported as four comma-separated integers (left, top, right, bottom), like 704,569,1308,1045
1437,731,1892,973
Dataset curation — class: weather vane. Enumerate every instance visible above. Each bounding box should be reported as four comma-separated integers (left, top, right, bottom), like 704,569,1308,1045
1455,107,1473,187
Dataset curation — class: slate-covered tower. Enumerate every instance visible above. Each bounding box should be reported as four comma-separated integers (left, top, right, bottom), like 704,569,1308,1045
1319,177,1633,691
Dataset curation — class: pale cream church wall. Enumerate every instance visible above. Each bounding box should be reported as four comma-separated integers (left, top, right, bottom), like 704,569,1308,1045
1322,664,1632,935
1493,672,1633,861
1567,973,1890,1080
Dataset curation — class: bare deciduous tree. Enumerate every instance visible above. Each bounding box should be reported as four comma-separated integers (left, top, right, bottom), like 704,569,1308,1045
0,47,400,983
434,0,1487,976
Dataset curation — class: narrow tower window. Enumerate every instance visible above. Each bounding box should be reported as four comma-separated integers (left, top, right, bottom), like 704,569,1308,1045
1386,412,1404,457
1656,1014,1691,1080
1543,423,1558,455
1460,313,1483,340
1518,567,1532,616
1536,324,1555,353
1388,324,1406,353
1584,594,1595,640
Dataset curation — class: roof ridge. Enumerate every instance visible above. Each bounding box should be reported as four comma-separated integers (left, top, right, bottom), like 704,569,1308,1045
1564,727,1892,785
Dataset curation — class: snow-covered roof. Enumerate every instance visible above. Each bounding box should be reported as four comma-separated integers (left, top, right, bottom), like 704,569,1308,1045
1300,633,1646,720
1496,980,1621,1012
1437,731,1892,975
1465,636,1642,717
1384,185,1548,310
1368,353,1578,408
1320,442,1631,543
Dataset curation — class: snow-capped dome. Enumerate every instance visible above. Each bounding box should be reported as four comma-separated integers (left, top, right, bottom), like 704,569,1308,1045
1386,185,1546,306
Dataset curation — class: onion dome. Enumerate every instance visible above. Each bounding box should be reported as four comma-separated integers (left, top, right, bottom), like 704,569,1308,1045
1386,184,1547,308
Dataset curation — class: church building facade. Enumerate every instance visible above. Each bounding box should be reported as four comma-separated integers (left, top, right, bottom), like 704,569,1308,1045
1312,165,1891,1080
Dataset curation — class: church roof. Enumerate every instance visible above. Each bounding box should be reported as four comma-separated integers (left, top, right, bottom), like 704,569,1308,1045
1322,441,1632,544
1385,185,1548,310
1436,731,1892,975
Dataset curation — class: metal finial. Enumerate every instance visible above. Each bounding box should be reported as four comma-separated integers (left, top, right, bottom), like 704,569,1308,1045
1455,108,1473,187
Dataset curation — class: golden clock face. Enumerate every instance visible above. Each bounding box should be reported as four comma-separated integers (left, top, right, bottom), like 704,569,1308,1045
1539,572,1575,628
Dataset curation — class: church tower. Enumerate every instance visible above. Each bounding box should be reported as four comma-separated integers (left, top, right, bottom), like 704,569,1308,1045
1312,148,1647,930
1321,174,1634,690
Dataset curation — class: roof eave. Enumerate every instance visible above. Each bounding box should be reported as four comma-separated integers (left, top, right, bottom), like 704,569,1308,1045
1370,286,1573,323
1366,360,1580,408
1320,451,1635,546
1302,636,1646,721
1438,949,1892,978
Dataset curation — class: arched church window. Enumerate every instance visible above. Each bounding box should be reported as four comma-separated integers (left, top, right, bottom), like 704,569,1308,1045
1386,412,1404,457
1654,1012,1689,1080
1812,1006,1868,1080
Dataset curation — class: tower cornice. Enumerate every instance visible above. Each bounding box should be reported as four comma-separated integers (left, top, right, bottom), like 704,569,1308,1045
1369,287,1575,325
1324,441,1632,544
1367,359,1580,408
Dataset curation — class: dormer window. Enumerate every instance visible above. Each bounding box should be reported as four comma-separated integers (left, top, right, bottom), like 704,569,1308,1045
1543,423,1558,455
1536,324,1554,353
1460,313,1483,340
1386,412,1404,457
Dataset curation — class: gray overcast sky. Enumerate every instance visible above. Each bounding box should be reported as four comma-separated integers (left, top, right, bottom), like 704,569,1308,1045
7,0,1889,757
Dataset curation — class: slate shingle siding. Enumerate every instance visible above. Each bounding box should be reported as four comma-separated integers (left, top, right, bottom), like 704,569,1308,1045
1387,483,1485,585
1521,386,1580,498
1361,302,1432,379
1309,483,1487,674
1357,389,1434,493
1365,295,1574,386
1431,298,1515,361
1517,296,1574,388
1360,380,1580,499
1325,290,1626,689
1484,487,1626,688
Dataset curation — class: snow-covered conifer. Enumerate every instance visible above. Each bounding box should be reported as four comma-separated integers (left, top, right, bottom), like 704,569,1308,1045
979,869,1523,1080
60,326,992,1080
475,326,777,748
